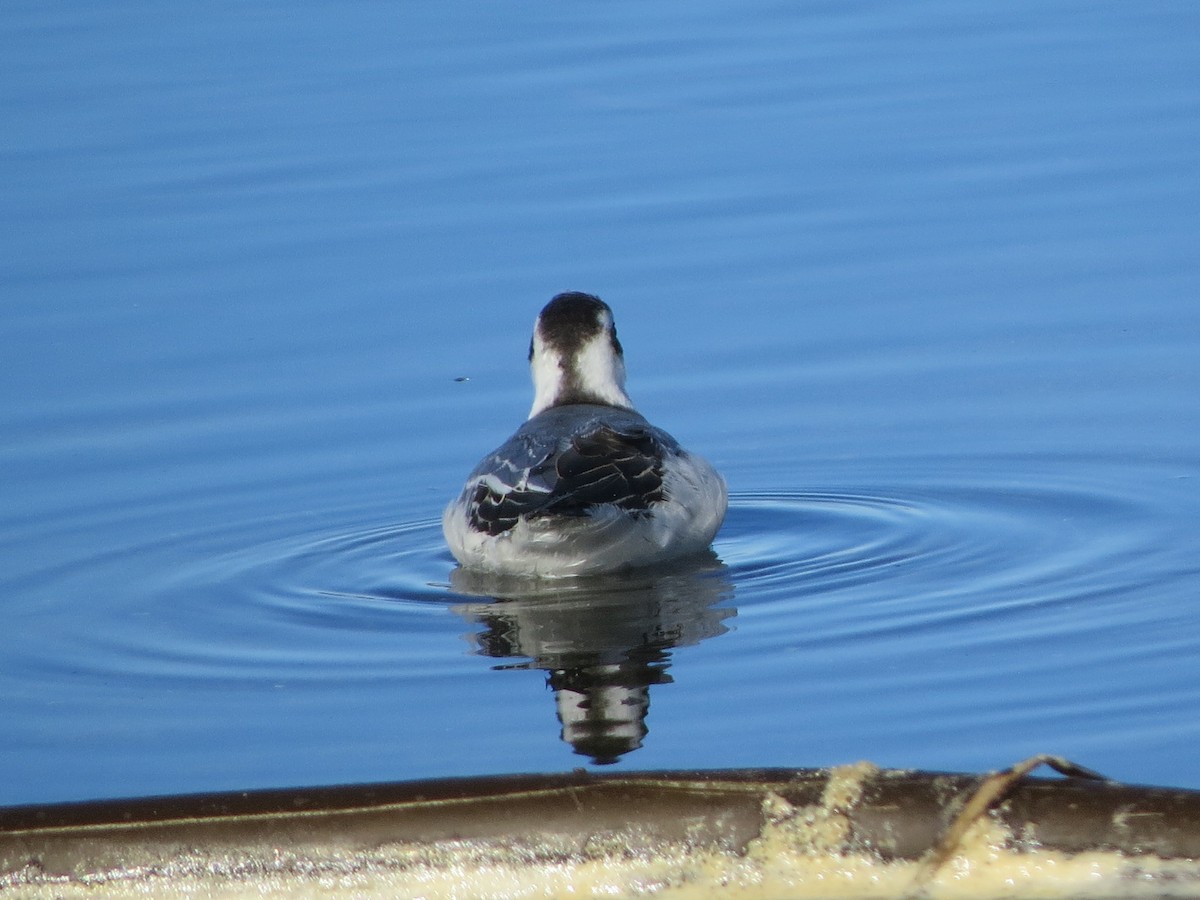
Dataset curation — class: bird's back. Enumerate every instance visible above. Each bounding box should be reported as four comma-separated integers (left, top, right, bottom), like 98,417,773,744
460,404,680,536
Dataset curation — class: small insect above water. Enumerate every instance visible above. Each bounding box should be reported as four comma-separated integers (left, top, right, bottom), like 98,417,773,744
443,292,727,577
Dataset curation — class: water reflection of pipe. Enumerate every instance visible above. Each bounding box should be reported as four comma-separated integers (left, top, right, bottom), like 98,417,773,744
450,553,736,764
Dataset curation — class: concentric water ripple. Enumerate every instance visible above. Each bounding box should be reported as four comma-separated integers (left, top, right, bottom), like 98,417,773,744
4,454,1198,800
10,457,1193,708
723,479,1154,618
714,458,1197,675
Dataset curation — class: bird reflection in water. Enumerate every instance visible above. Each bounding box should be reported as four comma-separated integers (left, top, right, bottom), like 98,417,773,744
451,554,735,765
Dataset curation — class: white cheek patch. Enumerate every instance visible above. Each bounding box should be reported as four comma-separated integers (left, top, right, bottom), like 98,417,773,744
529,340,565,418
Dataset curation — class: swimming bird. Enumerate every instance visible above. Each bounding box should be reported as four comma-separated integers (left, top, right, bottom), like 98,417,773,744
443,292,727,577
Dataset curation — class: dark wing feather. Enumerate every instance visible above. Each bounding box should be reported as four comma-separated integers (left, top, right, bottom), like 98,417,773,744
543,426,665,516
466,423,666,536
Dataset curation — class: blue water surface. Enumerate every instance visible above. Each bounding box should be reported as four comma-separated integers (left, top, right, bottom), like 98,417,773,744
2,0,1199,805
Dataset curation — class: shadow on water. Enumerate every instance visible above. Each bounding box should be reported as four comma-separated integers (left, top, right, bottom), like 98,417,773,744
449,555,735,765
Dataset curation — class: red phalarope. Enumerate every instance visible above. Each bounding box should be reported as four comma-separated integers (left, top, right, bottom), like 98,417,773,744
443,292,727,577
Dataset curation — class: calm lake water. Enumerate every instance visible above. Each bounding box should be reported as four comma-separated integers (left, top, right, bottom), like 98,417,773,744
3,0,1199,806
